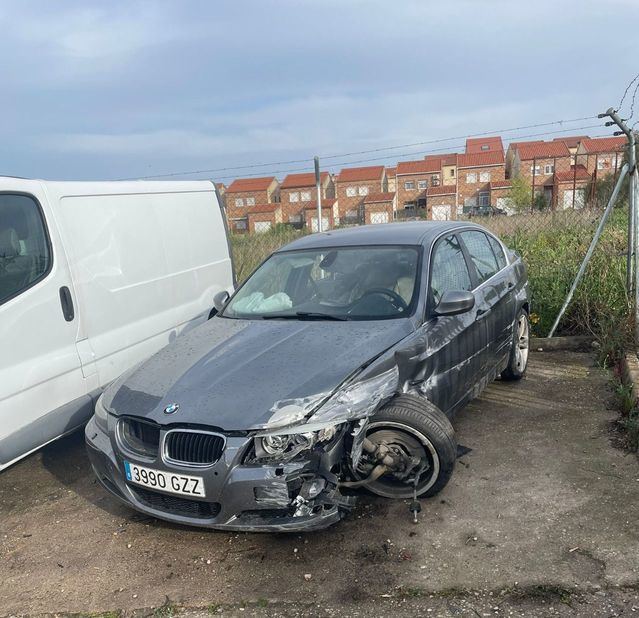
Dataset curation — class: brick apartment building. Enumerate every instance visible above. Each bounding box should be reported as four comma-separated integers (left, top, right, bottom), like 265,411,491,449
362,192,396,224
247,203,283,233
576,136,627,176
279,171,335,225
334,165,387,223
456,149,506,214
396,158,442,212
426,184,457,219
506,140,572,207
386,167,397,193
224,176,280,232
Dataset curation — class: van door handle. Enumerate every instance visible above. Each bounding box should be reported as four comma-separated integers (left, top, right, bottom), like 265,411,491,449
59,286,75,322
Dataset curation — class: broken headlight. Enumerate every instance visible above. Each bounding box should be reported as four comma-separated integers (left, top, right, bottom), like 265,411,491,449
252,425,339,462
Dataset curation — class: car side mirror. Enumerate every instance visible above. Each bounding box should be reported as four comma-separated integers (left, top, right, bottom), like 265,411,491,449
434,290,475,316
213,290,231,313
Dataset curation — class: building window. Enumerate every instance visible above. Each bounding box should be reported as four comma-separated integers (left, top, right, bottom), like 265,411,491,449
346,186,357,197
246,197,255,206
404,201,416,210
358,186,369,196
597,158,611,170
300,190,311,201
289,192,299,202
234,219,247,230
479,192,490,207
289,214,302,223
234,198,244,207
404,181,415,190
530,165,541,175
450,169,455,177
345,209,358,218
466,172,477,184
481,144,489,151
479,171,491,182
544,164,555,175
417,180,428,190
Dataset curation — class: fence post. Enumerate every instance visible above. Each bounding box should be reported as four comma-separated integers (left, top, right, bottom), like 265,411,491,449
314,156,323,233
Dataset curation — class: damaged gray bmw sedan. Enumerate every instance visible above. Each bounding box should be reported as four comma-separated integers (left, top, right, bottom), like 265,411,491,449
86,221,529,531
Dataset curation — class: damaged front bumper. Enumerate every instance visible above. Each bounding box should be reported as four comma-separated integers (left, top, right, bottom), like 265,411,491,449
85,416,355,532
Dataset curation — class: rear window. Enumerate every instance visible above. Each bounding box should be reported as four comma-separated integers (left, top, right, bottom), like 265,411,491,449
487,235,507,270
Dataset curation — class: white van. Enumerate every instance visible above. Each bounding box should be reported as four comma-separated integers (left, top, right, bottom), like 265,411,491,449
0,178,234,470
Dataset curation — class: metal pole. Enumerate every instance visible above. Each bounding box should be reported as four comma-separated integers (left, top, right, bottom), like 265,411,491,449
601,108,635,293
314,156,323,233
548,163,629,338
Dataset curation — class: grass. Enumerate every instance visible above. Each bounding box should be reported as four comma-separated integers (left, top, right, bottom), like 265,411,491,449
230,208,632,359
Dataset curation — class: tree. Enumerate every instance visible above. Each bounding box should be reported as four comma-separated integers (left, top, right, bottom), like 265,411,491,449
508,175,532,212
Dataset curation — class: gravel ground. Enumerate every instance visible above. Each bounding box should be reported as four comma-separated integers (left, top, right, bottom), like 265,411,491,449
1,351,638,617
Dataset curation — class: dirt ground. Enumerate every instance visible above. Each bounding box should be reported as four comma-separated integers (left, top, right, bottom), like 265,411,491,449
1,351,639,617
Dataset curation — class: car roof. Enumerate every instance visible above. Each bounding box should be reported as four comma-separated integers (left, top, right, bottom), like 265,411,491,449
279,221,483,251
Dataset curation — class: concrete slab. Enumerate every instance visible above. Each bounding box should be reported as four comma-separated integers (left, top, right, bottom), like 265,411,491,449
1,351,638,616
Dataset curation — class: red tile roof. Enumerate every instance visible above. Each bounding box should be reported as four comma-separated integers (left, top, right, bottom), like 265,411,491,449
364,192,395,203
336,165,385,183
514,141,571,160
396,159,442,175
554,165,591,183
579,136,627,154
302,198,336,209
457,150,505,168
227,176,277,193
553,135,589,149
466,136,503,154
490,180,512,190
386,167,397,177
426,185,456,196
280,171,329,189
425,153,457,165
247,203,281,215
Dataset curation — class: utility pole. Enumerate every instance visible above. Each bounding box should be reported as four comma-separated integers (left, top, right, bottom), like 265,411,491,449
314,156,323,233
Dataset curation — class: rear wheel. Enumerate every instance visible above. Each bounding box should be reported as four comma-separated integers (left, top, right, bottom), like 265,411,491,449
501,309,530,381
354,395,456,499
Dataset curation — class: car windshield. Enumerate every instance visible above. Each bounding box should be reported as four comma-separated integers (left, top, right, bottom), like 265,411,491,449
223,245,420,320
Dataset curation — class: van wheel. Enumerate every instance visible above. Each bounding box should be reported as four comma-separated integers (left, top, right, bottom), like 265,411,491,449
501,309,530,381
354,395,456,499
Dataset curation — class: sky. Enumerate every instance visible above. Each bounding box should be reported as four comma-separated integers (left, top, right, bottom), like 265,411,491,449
1,0,639,182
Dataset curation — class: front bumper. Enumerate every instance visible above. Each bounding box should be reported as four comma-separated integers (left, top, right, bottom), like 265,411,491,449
85,416,354,532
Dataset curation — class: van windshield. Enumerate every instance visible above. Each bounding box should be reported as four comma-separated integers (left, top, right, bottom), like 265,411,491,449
222,245,420,320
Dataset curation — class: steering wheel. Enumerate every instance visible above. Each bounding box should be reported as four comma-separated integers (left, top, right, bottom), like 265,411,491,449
356,287,409,311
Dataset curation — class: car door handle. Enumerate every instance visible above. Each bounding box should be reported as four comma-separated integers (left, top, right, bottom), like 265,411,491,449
59,286,75,322
476,308,489,320
507,281,514,289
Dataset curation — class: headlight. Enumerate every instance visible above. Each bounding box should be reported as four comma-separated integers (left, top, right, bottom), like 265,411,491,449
253,425,338,462
94,395,109,433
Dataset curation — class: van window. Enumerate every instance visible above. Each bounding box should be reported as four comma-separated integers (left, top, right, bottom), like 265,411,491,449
459,230,499,284
0,194,51,304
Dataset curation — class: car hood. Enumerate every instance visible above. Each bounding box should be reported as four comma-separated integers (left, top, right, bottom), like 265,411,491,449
103,316,413,431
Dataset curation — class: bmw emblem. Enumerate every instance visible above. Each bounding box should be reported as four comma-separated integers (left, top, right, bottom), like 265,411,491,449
164,403,180,415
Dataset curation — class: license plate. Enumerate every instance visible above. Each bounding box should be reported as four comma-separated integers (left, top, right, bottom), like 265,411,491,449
124,461,206,497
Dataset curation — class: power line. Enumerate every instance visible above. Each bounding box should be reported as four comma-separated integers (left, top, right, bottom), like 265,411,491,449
117,114,598,181
193,123,609,182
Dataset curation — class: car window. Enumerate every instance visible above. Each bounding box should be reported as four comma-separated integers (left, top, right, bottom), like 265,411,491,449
223,245,420,320
459,231,499,284
487,235,507,269
0,194,51,305
430,235,472,305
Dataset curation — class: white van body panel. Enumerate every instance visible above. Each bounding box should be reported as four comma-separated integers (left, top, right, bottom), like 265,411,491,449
0,179,233,470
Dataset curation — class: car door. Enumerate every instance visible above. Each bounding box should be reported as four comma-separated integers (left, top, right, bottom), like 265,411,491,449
417,233,488,414
458,230,516,371
0,185,91,469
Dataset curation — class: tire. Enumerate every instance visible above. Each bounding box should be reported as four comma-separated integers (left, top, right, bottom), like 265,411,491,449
501,308,530,381
355,395,457,499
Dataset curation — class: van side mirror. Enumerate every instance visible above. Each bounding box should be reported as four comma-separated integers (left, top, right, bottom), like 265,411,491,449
434,290,475,316
213,290,231,313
